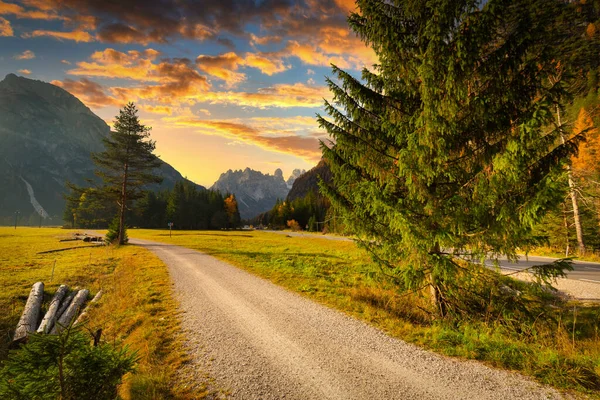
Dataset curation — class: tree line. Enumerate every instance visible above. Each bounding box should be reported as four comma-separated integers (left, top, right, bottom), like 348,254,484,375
64,180,241,231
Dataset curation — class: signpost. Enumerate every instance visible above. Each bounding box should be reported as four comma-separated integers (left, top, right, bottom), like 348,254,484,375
168,222,173,237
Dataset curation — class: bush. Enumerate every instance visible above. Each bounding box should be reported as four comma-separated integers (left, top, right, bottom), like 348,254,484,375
286,219,301,232
105,216,128,244
0,326,137,400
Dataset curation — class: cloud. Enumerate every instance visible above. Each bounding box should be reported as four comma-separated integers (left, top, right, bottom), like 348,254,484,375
61,59,71,65
0,0,65,21
204,82,329,109
196,52,246,87
141,105,173,115
22,29,94,42
14,50,35,59
68,48,163,81
18,69,31,75
163,116,322,161
250,33,282,45
52,78,121,108
196,51,289,87
0,16,12,36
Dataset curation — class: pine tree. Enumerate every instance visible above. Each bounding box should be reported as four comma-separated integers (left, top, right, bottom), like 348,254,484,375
93,102,162,244
318,0,598,316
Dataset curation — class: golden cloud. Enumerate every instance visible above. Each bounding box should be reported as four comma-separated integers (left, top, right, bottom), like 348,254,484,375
0,0,64,20
202,82,329,109
68,48,162,81
18,69,31,75
14,50,35,59
22,29,94,42
163,117,322,161
0,16,12,36
196,51,289,87
52,78,121,108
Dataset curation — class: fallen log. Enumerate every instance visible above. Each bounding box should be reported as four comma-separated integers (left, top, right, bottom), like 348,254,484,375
74,290,103,325
37,244,103,254
56,290,77,321
37,285,69,334
51,289,89,334
13,282,44,343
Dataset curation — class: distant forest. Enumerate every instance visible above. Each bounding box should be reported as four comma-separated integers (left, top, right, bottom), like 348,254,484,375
63,180,241,230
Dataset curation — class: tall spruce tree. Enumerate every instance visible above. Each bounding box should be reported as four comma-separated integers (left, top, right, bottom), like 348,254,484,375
93,102,162,244
318,0,598,315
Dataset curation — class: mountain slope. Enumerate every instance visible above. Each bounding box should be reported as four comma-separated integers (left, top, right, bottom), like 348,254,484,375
286,160,331,202
0,73,201,221
211,168,290,219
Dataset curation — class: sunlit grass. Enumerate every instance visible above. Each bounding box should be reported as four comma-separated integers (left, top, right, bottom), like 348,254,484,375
131,229,600,397
0,227,208,399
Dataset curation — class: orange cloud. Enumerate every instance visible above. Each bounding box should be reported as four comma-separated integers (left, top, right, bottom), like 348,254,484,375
22,29,93,42
196,52,246,87
0,0,66,21
18,69,31,75
243,53,288,75
203,82,329,109
250,33,282,45
142,105,173,115
0,16,12,36
52,78,121,108
14,50,35,59
68,48,162,81
163,117,322,161
196,51,289,87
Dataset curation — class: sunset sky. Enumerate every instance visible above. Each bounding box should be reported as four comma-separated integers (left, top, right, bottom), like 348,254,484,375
0,0,376,187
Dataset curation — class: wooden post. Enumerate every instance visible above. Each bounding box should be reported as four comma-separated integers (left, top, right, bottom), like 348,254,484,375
37,285,69,334
13,282,44,343
51,289,89,334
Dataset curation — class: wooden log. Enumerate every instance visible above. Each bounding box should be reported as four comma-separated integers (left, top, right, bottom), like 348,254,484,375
51,289,89,334
13,282,44,343
74,290,102,325
37,285,69,334
55,290,77,321
37,244,103,255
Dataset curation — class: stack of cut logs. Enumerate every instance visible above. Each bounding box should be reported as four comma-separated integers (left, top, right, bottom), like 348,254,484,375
12,282,102,344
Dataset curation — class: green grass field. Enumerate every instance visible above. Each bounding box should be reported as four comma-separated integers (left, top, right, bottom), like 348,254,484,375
0,227,210,399
130,229,600,397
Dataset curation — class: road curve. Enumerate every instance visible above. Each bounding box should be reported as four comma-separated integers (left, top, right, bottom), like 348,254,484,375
132,238,562,400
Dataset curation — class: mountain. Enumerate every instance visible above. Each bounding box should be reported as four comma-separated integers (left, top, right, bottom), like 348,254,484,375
286,160,331,202
0,73,202,222
211,168,290,219
286,168,305,189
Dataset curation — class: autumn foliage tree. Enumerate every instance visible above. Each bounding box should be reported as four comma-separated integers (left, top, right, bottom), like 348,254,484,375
318,0,598,316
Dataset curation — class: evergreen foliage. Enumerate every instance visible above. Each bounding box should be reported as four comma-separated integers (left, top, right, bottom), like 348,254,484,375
318,0,599,315
0,326,137,400
92,102,162,244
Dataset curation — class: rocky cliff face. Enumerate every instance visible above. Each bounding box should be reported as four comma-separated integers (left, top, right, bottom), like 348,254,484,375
286,168,306,189
0,73,201,221
210,168,291,219
286,160,331,202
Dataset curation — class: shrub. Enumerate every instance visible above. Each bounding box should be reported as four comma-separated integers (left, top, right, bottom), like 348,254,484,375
105,216,128,245
0,326,137,400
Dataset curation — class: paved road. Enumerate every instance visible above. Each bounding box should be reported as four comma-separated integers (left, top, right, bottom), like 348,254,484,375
131,237,561,400
485,255,600,284
261,231,600,284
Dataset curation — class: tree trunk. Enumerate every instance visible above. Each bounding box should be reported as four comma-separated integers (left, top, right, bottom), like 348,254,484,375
428,242,446,318
74,290,102,325
557,106,585,255
56,290,76,321
13,282,44,343
51,289,89,334
119,162,128,245
37,284,69,334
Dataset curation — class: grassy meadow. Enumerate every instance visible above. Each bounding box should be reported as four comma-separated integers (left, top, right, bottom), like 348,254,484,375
0,227,210,399
130,229,600,397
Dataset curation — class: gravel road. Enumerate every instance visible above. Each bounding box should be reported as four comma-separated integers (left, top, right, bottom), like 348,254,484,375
132,238,563,400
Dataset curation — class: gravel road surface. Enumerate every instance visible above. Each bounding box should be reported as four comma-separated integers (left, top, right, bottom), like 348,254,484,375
132,238,563,400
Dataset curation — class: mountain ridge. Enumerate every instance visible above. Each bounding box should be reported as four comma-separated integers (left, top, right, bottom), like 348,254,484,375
0,73,202,222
